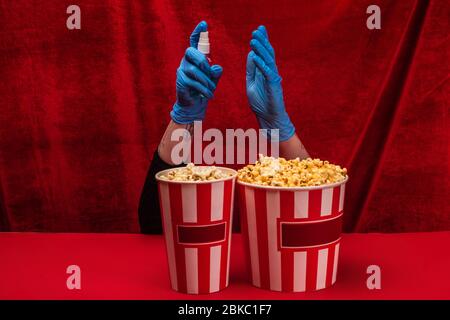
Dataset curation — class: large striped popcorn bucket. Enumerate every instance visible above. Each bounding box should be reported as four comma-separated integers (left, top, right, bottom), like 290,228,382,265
237,177,348,292
156,167,237,294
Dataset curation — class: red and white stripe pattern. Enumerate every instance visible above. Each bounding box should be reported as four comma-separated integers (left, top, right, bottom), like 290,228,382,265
238,182,346,292
158,179,235,294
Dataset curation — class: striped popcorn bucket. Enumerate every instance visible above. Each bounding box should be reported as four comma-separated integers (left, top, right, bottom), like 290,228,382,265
156,167,237,294
237,177,348,292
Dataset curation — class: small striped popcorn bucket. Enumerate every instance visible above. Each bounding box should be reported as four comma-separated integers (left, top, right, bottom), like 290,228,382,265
156,167,237,294
237,177,348,292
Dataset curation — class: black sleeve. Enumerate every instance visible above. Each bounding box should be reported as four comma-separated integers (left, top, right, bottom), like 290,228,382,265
138,150,184,234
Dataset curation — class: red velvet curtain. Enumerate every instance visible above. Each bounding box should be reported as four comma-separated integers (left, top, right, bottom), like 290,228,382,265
0,0,448,233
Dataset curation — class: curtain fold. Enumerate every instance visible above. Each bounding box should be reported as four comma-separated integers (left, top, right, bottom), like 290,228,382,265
345,0,430,231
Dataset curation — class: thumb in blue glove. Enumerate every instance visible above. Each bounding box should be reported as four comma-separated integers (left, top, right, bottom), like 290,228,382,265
171,21,223,124
246,25,295,141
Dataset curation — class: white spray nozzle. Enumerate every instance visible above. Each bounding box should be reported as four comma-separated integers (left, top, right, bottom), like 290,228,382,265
198,31,210,55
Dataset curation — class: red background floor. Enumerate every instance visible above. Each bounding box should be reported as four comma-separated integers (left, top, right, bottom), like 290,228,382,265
1,232,449,299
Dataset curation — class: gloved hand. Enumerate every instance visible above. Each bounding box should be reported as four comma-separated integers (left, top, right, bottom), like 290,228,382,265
246,25,295,141
170,21,223,124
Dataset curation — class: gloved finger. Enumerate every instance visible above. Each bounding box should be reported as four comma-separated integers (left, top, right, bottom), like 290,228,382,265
252,53,280,82
183,72,214,98
255,64,265,88
250,39,276,69
185,47,212,76
210,65,223,85
257,25,269,39
246,51,256,81
190,21,208,48
252,29,275,58
183,61,217,91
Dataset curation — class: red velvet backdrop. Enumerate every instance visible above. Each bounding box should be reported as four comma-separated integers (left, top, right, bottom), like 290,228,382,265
0,0,448,233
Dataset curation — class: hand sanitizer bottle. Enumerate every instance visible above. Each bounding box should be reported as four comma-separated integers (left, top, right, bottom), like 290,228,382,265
198,31,211,63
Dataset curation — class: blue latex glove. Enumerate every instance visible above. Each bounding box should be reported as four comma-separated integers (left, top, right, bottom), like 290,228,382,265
170,21,223,124
246,25,295,141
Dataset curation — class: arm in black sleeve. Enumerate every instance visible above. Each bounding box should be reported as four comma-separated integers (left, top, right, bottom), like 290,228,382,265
138,150,184,234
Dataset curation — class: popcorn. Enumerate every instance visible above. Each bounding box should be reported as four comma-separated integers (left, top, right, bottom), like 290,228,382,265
237,155,347,187
160,163,232,181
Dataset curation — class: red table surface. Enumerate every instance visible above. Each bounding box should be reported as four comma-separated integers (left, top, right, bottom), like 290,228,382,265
0,232,449,300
